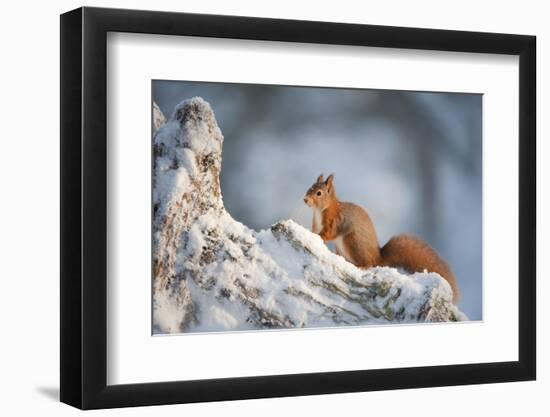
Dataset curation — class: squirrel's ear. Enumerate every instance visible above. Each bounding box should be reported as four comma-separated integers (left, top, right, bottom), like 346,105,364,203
316,174,324,183
325,174,334,192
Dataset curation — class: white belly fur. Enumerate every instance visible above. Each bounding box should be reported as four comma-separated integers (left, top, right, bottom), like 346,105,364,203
313,209,322,233
333,236,351,261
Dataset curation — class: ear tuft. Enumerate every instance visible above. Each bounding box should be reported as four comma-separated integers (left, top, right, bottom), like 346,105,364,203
325,174,334,192
316,174,324,183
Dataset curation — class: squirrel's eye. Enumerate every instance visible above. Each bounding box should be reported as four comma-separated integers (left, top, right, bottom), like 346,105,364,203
316,191,322,196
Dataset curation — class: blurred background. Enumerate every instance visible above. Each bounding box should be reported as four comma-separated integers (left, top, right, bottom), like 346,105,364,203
153,80,482,320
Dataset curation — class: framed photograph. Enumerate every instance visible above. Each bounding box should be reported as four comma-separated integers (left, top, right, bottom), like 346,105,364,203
60,6,536,409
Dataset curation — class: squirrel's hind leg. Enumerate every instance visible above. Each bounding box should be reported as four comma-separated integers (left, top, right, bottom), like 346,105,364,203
341,232,379,269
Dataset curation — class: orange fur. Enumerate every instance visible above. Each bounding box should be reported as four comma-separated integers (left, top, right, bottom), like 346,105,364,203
304,174,460,304
380,235,459,303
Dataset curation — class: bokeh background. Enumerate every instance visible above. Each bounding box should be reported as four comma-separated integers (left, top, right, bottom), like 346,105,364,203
153,80,482,320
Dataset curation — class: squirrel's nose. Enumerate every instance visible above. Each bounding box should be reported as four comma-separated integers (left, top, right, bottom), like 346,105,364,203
304,197,309,205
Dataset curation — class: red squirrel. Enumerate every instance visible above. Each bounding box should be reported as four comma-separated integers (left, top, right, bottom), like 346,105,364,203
304,174,459,303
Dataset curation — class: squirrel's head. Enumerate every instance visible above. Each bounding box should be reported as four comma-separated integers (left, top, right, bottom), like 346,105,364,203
304,174,336,209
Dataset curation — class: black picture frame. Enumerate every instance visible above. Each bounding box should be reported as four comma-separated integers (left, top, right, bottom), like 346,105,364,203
60,6,536,410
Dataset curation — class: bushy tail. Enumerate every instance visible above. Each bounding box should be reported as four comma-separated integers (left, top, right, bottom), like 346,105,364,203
380,234,459,304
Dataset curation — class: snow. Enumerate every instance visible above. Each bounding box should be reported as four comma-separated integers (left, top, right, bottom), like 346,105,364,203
152,97,467,334
171,96,224,155
153,101,166,132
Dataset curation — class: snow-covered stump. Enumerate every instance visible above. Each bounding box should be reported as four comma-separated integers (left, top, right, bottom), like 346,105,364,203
152,97,467,334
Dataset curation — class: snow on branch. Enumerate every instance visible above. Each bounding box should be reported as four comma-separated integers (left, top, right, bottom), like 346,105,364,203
152,98,466,334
